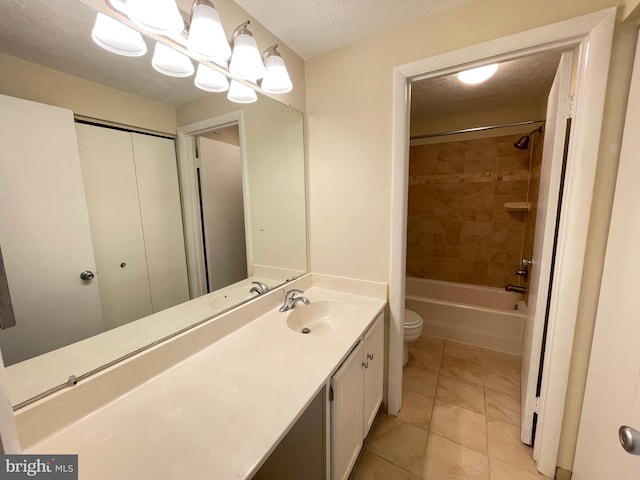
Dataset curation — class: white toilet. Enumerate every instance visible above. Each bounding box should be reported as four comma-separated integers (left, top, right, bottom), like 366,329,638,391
403,309,424,366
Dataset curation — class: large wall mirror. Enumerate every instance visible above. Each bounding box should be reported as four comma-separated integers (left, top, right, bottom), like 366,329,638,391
0,0,307,408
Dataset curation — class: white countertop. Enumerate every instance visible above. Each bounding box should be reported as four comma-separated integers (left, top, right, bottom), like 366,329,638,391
26,287,385,480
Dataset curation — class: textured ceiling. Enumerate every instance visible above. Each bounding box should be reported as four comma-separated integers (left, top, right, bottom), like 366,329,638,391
1,0,562,115
233,0,476,59
0,0,209,106
411,50,564,124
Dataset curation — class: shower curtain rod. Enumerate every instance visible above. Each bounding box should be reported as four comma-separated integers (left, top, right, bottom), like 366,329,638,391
410,119,545,141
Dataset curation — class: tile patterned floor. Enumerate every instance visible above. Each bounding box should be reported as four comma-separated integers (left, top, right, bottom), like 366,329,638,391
351,336,551,480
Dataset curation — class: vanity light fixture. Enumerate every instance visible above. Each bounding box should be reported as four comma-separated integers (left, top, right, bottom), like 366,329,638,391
229,22,265,81
195,63,230,92
91,12,148,57
227,79,258,103
125,0,184,36
95,2,294,100
457,63,499,85
260,44,293,94
152,41,195,77
186,0,231,63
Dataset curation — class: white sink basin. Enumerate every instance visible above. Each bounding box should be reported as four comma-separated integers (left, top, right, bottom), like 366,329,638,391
286,301,354,335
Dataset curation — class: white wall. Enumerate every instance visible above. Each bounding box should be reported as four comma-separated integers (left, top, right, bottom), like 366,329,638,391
0,53,176,134
304,0,635,471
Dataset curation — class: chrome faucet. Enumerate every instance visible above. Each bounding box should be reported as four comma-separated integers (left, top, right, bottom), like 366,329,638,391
279,289,310,312
249,281,270,296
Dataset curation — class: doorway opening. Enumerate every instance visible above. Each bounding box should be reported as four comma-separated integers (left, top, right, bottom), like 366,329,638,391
389,9,615,477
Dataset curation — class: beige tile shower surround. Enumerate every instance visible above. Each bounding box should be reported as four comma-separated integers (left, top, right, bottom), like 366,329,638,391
406,134,542,289
352,335,550,480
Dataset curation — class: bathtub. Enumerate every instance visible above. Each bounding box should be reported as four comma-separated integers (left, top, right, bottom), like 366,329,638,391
405,277,526,355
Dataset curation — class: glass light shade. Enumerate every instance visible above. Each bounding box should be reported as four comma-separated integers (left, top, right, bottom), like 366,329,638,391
227,79,257,103
152,42,194,77
187,3,231,63
261,54,292,94
126,0,184,36
194,63,229,92
229,34,265,80
457,64,499,85
91,13,147,57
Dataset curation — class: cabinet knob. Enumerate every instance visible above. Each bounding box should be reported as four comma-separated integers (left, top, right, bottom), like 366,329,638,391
367,353,374,360
362,361,368,369
79,270,95,281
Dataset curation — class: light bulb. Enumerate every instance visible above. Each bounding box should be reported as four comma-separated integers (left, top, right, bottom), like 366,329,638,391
227,79,257,103
91,12,147,57
187,1,231,63
261,53,292,94
229,24,265,80
152,42,194,78
194,63,229,92
457,64,499,85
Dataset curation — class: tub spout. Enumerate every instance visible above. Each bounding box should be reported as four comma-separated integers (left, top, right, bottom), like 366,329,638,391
506,284,526,294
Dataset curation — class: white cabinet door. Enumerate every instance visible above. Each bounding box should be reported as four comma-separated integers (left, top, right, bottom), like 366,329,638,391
76,123,152,329
131,133,189,311
362,313,384,438
0,95,103,365
331,341,363,480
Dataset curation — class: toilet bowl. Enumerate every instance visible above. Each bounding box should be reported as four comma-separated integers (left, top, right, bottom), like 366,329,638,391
404,308,424,366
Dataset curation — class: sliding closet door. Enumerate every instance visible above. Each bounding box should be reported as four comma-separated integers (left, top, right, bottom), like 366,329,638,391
131,133,189,311
0,95,103,365
75,123,153,329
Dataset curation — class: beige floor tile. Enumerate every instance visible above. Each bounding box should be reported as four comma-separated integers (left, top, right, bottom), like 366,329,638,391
367,411,404,443
409,345,443,373
483,368,520,398
366,423,428,476
423,434,490,480
436,374,486,415
445,341,483,362
485,385,520,427
482,349,521,373
440,355,484,386
403,363,439,397
412,335,445,356
430,404,487,454
487,420,538,474
398,389,434,431
489,457,551,479
351,452,419,480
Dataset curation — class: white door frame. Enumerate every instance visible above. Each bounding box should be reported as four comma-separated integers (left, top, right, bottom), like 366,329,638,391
176,111,250,298
390,8,615,476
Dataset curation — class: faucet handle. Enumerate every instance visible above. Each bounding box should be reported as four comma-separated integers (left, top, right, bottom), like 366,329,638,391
284,288,304,299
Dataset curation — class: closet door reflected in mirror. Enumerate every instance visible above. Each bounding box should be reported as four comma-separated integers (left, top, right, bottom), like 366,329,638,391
76,123,189,330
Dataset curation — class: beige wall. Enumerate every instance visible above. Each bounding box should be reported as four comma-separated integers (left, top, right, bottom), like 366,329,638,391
0,53,176,134
305,0,633,472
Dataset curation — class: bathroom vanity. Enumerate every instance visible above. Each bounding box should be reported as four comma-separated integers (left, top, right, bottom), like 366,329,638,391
15,274,387,479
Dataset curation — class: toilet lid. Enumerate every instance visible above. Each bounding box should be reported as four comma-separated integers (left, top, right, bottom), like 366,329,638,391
404,309,423,327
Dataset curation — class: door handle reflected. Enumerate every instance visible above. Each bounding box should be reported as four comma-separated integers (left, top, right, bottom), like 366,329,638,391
619,425,640,455
79,270,95,281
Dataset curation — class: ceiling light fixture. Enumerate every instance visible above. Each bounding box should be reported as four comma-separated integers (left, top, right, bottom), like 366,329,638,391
186,0,231,63
260,45,293,94
457,63,499,85
152,41,195,77
229,21,265,81
91,12,148,57
195,63,230,92
125,0,184,36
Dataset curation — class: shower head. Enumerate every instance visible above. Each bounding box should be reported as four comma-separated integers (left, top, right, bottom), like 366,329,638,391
514,125,543,150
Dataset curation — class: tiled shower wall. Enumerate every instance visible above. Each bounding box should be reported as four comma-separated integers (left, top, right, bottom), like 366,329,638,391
406,134,536,288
